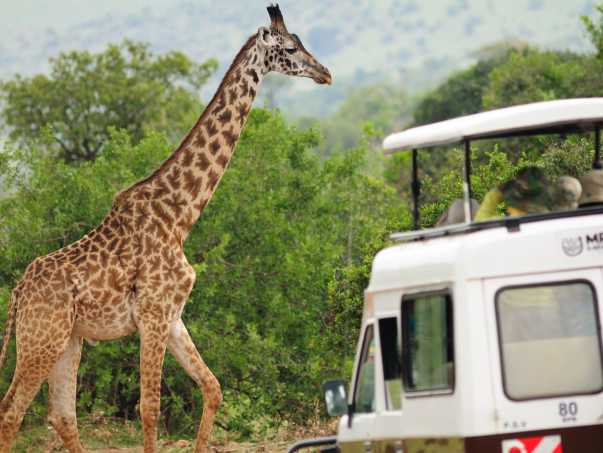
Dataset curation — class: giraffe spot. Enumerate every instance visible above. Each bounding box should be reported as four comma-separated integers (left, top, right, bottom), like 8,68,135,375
107,238,119,252
245,68,259,84
165,192,187,218
183,170,203,197
209,139,221,156
292,62,298,69
239,78,249,98
264,61,269,66
252,53,257,65
152,180,170,199
216,152,230,170
227,68,242,87
145,236,161,256
193,196,210,212
181,148,195,167
166,168,181,191
151,202,174,229
217,109,232,125
195,153,211,172
205,169,221,192
211,91,227,115
269,56,273,62
204,119,219,137
107,268,125,292
100,250,109,265
120,201,135,217
249,87,256,99
236,103,249,126
285,59,292,68
136,204,150,228
228,88,238,105
221,126,237,149
195,130,207,148
176,208,195,231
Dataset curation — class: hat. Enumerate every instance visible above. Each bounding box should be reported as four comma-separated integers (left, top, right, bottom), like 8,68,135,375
552,176,582,211
437,199,480,226
499,167,552,214
578,170,603,206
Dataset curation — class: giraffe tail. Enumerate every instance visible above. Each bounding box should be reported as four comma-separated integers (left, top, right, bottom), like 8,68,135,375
0,286,18,372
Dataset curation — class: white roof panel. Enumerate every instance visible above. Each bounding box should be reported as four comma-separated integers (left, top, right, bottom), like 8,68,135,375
367,212,603,293
383,98,603,154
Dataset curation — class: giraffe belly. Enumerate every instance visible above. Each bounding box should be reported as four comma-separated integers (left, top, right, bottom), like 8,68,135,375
72,318,137,341
72,296,138,340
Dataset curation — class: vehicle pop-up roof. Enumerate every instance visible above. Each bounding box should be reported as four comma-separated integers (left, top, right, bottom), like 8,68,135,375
382,98,603,241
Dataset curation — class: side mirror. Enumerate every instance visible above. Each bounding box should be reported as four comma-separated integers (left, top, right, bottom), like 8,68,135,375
323,379,348,417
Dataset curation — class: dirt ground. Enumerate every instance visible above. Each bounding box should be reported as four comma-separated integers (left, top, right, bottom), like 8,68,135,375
12,416,337,453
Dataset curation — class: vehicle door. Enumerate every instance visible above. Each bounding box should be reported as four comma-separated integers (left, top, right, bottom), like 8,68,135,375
483,268,603,440
373,316,403,453
339,323,377,453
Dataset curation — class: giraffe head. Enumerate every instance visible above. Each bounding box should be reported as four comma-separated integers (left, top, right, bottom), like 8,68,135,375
258,4,332,85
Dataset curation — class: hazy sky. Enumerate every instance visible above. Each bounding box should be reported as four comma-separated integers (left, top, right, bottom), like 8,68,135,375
0,0,598,115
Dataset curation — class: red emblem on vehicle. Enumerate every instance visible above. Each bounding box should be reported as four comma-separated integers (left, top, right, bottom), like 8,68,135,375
501,435,562,453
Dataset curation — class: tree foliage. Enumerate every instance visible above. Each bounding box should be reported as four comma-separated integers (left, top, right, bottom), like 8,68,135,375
581,2,603,59
0,40,217,162
324,138,598,358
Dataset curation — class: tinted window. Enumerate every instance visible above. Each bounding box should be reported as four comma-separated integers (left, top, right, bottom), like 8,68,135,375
379,317,402,409
497,281,603,400
354,325,375,413
402,293,454,393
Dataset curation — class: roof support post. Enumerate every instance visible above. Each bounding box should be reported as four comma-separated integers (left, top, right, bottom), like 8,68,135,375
464,140,472,223
411,149,421,231
595,123,602,170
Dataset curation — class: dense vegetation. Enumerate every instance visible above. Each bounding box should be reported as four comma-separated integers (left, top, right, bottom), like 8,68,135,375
1,2,603,443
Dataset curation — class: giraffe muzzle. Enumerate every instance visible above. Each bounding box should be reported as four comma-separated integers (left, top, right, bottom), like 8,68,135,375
313,67,333,85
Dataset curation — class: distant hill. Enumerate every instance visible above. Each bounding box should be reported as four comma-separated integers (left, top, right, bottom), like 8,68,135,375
0,0,597,117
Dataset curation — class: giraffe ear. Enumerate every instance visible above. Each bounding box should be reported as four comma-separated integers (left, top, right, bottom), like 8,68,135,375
258,26,276,50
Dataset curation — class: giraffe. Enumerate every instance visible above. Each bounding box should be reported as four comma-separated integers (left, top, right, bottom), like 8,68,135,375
0,4,331,452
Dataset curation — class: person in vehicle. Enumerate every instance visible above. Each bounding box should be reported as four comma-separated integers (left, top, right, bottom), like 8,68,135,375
436,199,480,226
578,169,603,208
552,175,582,211
474,167,552,221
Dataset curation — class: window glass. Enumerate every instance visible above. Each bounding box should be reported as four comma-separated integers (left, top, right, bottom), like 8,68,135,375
402,293,454,393
379,317,402,409
497,282,603,400
354,325,375,413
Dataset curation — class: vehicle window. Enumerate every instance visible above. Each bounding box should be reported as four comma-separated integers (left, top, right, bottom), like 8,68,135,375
402,293,454,393
497,281,603,400
379,317,402,409
354,325,375,413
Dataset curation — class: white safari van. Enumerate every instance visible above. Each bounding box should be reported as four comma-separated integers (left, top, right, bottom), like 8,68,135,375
305,99,603,453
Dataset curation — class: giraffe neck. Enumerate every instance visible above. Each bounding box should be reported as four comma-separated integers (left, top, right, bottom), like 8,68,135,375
117,34,267,242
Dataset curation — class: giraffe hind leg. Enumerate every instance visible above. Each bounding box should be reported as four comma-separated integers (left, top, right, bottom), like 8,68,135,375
0,293,75,452
47,333,84,453
167,319,222,453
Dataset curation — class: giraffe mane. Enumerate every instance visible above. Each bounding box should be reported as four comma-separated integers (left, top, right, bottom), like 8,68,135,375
111,32,260,211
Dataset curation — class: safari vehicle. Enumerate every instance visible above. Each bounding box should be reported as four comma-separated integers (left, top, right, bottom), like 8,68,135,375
303,98,603,453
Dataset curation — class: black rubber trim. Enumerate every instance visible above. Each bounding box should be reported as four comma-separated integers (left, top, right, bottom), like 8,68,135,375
286,436,338,453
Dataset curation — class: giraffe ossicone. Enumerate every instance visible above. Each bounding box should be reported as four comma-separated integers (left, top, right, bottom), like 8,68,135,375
0,4,331,452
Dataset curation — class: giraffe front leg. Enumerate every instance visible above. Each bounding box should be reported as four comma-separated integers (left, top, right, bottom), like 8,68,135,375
138,319,171,453
47,333,84,453
167,319,222,453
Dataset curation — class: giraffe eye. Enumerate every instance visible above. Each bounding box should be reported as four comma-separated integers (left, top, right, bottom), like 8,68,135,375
285,47,297,55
